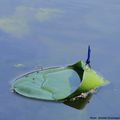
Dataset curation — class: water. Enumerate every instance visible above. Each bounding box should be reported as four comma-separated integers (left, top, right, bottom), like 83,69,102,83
0,0,120,120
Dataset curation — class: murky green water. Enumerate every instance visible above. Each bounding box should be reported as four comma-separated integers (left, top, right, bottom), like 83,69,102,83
0,0,120,120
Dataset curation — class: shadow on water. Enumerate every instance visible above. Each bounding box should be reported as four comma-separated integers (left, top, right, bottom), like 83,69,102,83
64,94,93,110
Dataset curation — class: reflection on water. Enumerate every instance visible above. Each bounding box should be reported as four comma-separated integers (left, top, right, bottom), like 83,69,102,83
64,94,92,110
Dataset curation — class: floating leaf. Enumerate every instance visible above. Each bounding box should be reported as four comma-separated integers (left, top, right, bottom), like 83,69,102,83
12,61,107,101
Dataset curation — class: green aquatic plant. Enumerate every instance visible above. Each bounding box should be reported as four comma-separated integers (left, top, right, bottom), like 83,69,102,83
11,46,108,101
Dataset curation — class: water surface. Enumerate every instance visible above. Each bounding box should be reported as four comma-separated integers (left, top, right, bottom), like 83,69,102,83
0,0,120,120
